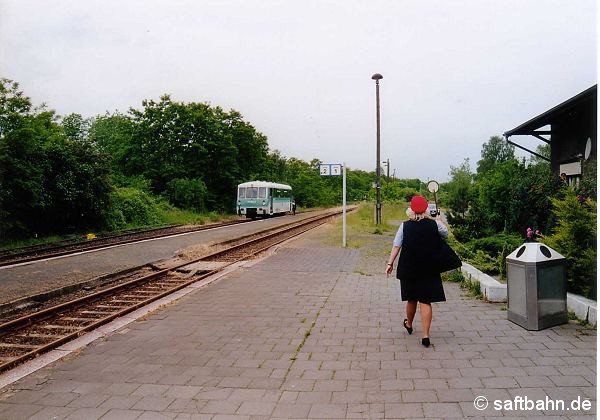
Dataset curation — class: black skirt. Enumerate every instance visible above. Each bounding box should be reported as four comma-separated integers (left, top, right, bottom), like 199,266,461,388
399,272,446,303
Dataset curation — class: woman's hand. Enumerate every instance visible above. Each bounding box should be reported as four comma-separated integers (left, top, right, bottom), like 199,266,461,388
386,263,394,276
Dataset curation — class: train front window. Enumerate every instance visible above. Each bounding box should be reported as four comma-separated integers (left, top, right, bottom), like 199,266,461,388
238,188,246,199
246,187,258,198
259,187,266,198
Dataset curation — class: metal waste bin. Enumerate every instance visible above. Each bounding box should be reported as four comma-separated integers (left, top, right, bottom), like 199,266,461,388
506,243,567,330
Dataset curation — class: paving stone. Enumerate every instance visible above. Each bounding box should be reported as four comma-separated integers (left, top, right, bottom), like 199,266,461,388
27,406,77,419
422,402,463,417
0,402,43,419
67,393,110,408
295,391,333,404
402,390,438,403
384,402,424,418
200,400,240,414
34,391,79,407
132,396,176,411
65,407,110,420
271,402,312,418
99,409,145,420
99,395,143,409
307,403,348,418
482,377,520,388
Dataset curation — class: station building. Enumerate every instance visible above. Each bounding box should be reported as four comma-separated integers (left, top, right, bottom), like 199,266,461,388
504,85,597,187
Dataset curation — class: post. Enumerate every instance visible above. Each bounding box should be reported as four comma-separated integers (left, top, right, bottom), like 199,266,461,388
386,158,390,179
342,163,347,247
372,73,383,225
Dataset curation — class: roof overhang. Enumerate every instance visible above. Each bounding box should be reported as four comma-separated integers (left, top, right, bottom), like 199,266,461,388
503,85,597,162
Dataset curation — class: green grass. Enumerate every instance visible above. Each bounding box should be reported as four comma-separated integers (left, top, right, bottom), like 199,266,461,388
442,269,483,299
326,202,408,246
0,208,238,252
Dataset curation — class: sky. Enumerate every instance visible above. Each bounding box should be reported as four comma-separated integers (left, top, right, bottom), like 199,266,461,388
0,0,596,182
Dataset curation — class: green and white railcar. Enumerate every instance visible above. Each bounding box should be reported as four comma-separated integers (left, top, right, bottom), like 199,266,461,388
237,181,293,218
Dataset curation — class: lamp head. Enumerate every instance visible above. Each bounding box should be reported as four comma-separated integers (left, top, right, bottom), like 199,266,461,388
371,73,383,80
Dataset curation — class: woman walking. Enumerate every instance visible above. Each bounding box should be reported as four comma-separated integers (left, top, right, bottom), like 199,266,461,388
386,195,448,347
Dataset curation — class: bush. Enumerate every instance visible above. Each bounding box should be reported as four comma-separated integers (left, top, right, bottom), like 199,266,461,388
468,233,522,256
542,190,596,299
107,187,161,227
164,178,208,211
103,207,126,231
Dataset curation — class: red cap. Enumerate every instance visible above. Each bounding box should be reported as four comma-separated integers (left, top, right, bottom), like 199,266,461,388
410,195,428,214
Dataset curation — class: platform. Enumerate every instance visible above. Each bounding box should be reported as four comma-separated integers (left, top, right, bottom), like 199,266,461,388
0,225,596,419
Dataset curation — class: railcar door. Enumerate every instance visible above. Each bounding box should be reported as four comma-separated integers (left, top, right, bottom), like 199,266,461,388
269,188,273,215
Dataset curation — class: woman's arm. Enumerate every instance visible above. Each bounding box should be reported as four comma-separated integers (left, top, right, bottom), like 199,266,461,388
386,246,401,276
435,217,448,238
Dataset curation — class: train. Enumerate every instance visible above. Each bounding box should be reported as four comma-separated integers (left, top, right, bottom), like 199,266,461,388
237,181,294,218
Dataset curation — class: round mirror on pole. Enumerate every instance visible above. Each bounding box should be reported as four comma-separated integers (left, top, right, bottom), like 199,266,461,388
427,180,439,193
427,180,440,217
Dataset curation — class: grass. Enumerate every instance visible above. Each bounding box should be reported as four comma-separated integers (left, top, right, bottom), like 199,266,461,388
325,202,408,249
568,310,596,328
442,269,483,299
0,208,238,252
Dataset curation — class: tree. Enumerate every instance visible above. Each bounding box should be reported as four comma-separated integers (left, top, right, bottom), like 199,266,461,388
0,78,32,138
445,158,473,221
476,135,515,176
0,79,112,238
61,113,91,142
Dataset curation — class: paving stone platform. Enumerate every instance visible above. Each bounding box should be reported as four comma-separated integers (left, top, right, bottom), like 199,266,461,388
0,227,596,419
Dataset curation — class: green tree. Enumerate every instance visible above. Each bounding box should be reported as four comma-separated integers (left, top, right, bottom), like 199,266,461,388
476,135,515,176
0,78,32,138
445,158,473,221
0,79,112,238
61,113,91,142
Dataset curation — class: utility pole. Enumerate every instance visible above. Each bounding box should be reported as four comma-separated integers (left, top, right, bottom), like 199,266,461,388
371,73,383,225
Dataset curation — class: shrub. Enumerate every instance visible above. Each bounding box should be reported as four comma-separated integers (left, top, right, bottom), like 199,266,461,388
107,187,161,227
103,207,126,231
542,190,596,299
164,178,208,211
468,233,522,256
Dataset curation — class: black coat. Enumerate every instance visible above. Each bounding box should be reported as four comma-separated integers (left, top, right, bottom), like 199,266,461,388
396,219,446,303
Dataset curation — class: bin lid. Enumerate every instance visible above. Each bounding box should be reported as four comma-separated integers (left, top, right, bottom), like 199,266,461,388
506,242,565,263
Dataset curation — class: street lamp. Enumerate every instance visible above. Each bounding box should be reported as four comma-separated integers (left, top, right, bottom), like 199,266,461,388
372,73,383,224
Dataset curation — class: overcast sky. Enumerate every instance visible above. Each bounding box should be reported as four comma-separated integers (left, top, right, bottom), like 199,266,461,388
0,0,596,181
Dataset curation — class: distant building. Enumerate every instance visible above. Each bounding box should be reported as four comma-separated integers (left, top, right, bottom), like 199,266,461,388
504,85,597,186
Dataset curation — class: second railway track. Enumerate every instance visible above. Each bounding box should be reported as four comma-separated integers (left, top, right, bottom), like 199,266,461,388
0,219,254,268
0,208,349,374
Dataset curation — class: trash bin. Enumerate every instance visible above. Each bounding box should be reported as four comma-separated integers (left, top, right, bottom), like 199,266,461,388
506,242,567,330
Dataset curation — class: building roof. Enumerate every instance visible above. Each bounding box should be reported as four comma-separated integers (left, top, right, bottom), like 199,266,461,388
504,85,597,137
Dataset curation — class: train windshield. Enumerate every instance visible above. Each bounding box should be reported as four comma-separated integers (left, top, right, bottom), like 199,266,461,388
259,187,266,198
246,187,259,198
238,188,245,198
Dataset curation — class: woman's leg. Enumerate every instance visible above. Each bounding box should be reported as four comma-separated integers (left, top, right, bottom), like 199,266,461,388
419,302,432,338
405,300,417,327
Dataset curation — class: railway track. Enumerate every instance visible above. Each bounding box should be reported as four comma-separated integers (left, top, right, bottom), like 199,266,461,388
0,209,345,373
0,219,253,268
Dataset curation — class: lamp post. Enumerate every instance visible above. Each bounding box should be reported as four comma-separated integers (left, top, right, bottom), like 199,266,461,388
383,158,390,180
372,73,383,224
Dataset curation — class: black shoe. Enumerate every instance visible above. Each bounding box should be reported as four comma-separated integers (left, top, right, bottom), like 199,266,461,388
421,337,430,348
403,319,413,335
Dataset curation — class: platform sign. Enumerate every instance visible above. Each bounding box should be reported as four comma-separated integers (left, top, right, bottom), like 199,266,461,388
319,163,347,247
319,164,342,176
